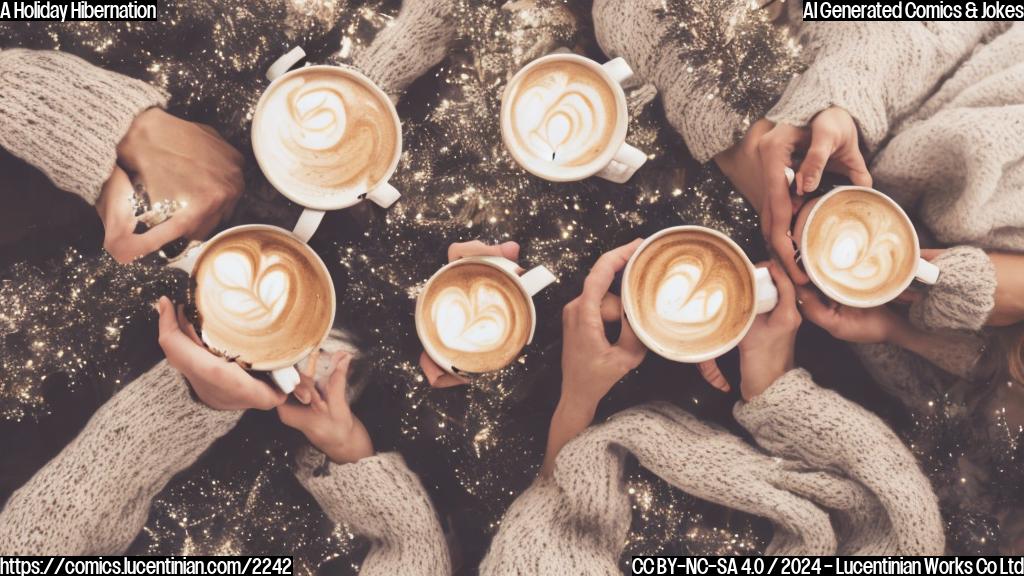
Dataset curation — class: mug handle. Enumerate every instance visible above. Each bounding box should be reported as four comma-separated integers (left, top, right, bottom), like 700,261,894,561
478,257,557,296
596,142,647,183
271,366,301,394
754,267,779,314
915,258,940,285
266,46,307,82
364,183,401,208
520,265,558,297
293,208,325,243
602,57,634,85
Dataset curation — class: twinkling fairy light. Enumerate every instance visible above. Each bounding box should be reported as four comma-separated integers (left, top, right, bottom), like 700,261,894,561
2,0,1020,567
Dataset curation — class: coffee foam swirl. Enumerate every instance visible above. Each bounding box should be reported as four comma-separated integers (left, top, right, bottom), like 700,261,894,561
420,264,531,373
805,190,916,303
194,228,332,369
255,68,398,201
627,231,753,358
505,61,617,172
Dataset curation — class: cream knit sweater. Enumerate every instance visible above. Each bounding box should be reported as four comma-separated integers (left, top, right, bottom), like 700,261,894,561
482,369,943,573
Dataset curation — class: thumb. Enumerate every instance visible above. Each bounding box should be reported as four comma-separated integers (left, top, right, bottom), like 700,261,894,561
798,131,835,194
498,241,521,261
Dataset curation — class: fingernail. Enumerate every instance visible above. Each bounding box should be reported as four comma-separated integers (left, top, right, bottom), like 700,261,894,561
294,389,310,404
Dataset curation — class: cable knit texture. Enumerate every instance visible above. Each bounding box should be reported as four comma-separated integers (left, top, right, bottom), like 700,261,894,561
482,369,942,572
767,22,1002,154
591,0,750,163
0,360,240,555
295,449,451,576
350,0,455,98
0,48,167,204
910,247,996,332
870,23,1024,252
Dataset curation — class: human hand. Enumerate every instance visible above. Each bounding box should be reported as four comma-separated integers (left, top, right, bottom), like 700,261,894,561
157,296,286,411
796,285,904,344
698,262,801,400
278,351,374,465
542,239,647,476
102,108,243,263
419,240,522,388
559,239,647,413
756,107,872,283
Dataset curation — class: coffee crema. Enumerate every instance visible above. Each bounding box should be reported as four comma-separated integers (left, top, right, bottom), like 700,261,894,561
626,230,754,358
419,263,532,373
803,189,917,304
254,67,398,203
193,228,333,370
504,60,618,174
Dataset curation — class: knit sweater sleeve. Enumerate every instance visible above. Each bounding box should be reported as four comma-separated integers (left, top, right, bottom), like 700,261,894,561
0,360,241,555
733,369,944,554
351,0,455,98
294,448,450,576
910,246,996,332
592,0,754,163
767,22,1000,153
0,48,168,204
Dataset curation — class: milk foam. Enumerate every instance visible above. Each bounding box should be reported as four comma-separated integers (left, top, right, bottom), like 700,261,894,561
431,283,511,353
254,69,398,202
193,229,333,370
626,231,754,358
806,192,915,301
505,61,617,174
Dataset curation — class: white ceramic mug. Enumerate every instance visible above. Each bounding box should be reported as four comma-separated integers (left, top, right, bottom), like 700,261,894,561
622,226,778,363
416,256,557,376
500,53,647,184
799,186,940,308
254,47,403,244
168,224,336,394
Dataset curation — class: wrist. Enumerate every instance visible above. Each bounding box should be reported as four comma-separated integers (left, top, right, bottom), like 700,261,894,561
554,392,598,426
117,107,163,165
885,315,916,348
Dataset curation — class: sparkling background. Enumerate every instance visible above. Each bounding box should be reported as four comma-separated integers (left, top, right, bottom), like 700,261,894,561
0,0,1020,572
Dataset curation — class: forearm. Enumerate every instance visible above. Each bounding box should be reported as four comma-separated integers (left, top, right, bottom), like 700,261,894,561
888,319,985,378
540,395,596,477
0,361,240,554
0,49,167,203
989,253,1024,326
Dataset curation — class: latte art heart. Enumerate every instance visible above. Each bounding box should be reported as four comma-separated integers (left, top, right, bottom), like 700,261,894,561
418,263,533,374
193,228,333,370
625,230,754,360
431,283,513,353
504,60,618,175
803,190,918,304
254,68,398,202
206,250,292,332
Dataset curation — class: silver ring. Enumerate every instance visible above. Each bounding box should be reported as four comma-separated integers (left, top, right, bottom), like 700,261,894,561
132,181,186,229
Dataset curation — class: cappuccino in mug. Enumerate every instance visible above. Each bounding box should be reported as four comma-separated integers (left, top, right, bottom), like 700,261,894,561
416,256,557,375
192,226,334,371
501,53,647,183
800,187,939,308
253,66,399,210
418,263,533,374
622,226,778,363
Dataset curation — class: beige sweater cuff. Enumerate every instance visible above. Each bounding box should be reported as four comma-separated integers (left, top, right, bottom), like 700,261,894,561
295,448,451,575
0,49,168,204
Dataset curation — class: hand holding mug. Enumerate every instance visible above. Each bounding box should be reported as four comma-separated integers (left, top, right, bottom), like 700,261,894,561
102,109,243,263
277,351,374,465
794,286,904,345
698,262,801,400
418,240,523,388
542,239,647,476
157,296,286,411
752,107,872,282
560,239,648,408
